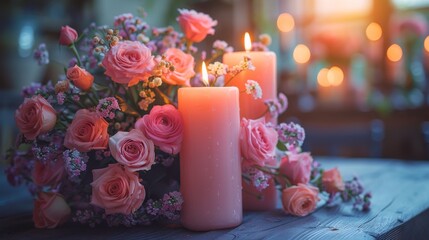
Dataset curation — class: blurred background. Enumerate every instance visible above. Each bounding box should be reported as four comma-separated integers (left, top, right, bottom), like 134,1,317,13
1,0,429,162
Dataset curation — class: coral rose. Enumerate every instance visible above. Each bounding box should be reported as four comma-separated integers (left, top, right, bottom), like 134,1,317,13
33,159,65,187
177,9,217,43
33,192,71,229
279,152,313,186
66,65,94,91
163,48,195,86
91,164,146,215
109,129,155,171
59,25,78,46
281,184,320,217
322,168,345,194
64,109,109,152
102,41,155,86
240,117,278,167
135,104,183,154
15,95,57,140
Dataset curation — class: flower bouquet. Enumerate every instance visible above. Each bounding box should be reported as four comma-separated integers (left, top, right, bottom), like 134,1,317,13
5,8,371,229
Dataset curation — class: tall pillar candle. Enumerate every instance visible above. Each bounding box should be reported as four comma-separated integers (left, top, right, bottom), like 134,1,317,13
223,33,278,211
178,86,242,231
223,33,277,125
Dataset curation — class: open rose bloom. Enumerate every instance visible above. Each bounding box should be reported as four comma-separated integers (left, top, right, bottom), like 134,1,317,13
91,164,146,215
15,95,57,140
281,184,320,217
102,41,155,86
177,9,217,43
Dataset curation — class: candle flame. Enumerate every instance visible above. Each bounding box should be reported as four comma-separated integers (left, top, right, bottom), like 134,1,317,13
244,32,252,52
202,61,209,86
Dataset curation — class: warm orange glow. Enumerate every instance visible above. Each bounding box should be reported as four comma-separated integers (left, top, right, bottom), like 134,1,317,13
244,32,252,52
277,13,295,33
293,44,311,64
387,44,403,62
424,36,429,52
366,22,382,41
201,61,209,86
317,68,330,87
327,66,344,86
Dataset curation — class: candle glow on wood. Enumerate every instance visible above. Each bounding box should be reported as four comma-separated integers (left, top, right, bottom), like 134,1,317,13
244,32,251,52
201,61,209,86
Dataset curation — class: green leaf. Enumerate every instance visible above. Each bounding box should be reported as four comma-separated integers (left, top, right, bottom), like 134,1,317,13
17,143,32,153
276,141,287,151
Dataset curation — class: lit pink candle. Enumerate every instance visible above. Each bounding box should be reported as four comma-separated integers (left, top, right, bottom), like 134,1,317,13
178,63,242,231
223,33,278,211
223,32,277,124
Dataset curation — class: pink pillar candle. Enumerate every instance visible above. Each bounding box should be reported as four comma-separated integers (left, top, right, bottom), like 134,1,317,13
223,47,278,211
223,51,277,124
178,87,242,231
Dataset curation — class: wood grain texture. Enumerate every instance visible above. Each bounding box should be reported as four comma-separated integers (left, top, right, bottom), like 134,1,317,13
1,157,429,240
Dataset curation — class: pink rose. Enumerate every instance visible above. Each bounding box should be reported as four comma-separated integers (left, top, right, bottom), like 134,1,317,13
33,192,71,229
33,160,65,187
240,117,278,167
135,104,183,154
66,65,94,91
109,129,155,171
91,164,146,215
177,9,217,43
15,95,57,140
163,48,195,86
102,41,155,86
322,168,345,194
279,152,313,186
64,109,109,152
59,25,78,46
281,184,320,217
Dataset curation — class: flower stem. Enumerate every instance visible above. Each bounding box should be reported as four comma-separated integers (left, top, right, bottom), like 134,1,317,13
70,44,83,67
121,22,132,40
224,72,241,86
185,40,193,54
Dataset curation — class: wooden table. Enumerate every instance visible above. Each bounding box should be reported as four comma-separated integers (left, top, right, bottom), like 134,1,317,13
1,157,429,240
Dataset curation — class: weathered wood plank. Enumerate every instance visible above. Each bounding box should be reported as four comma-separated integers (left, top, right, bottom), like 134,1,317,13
0,158,428,239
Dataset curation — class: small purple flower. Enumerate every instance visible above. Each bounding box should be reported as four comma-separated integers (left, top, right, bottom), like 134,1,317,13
21,83,42,97
212,40,233,53
57,92,66,105
72,208,104,228
276,122,305,149
63,149,88,181
72,94,80,102
265,93,288,118
245,80,263,99
341,176,371,211
96,97,120,120
145,191,183,221
243,166,271,191
33,43,49,65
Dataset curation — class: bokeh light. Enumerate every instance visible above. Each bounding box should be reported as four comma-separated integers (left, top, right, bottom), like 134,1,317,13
293,44,311,64
366,22,382,41
277,13,295,33
387,44,403,62
424,36,429,52
327,66,344,86
317,68,330,87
